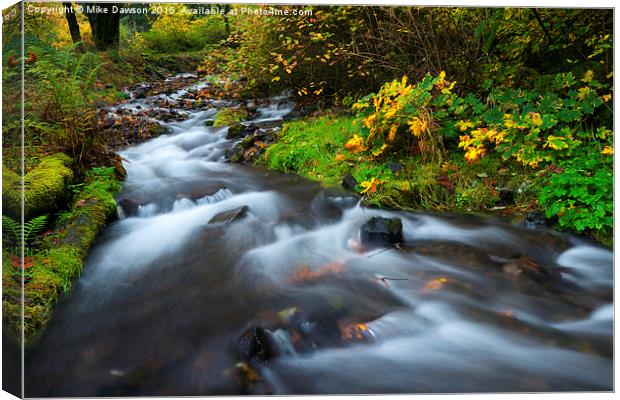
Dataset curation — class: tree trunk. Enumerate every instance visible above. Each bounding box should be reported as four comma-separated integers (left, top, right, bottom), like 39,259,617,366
223,5,231,37
84,3,120,50
63,2,82,44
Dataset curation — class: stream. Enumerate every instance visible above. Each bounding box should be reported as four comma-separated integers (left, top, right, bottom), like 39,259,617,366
25,78,613,396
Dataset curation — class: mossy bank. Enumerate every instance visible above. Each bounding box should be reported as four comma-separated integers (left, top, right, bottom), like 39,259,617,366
2,153,74,221
2,166,122,345
260,114,611,246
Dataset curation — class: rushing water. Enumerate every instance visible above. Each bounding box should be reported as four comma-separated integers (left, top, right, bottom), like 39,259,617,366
25,81,613,396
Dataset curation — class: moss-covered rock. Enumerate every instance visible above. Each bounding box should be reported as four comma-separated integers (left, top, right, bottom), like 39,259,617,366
213,107,250,127
148,122,168,137
227,123,247,139
2,166,122,345
2,166,21,219
2,153,74,220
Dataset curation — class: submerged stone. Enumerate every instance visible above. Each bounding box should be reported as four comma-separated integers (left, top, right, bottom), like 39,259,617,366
525,211,547,229
208,205,249,224
180,184,226,200
360,217,403,249
118,198,141,217
502,255,563,291
238,326,276,365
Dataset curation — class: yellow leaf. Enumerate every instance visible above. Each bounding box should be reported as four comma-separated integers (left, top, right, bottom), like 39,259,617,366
372,143,388,157
601,146,613,155
530,112,543,126
544,135,569,150
387,124,398,141
408,117,428,136
360,177,381,194
577,87,591,101
344,134,367,153
464,145,486,163
272,76,280,82
456,120,474,132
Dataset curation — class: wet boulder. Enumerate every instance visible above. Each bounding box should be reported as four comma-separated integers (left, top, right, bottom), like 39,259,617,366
525,211,547,229
342,173,358,192
208,206,249,224
360,217,403,249
213,107,250,127
240,135,255,150
250,120,283,131
226,123,247,139
253,128,275,142
180,184,226,200
118,198,141,217
147,123,168,137
160,109,189,122
238,326,277,365
327,194,358,210
133,88,148,99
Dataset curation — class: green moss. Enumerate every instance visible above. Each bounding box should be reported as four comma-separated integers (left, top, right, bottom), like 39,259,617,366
148,123,168,137
2,153,74,220
213,107,250,127
227,123,246,139
263,115,356,185
2,166,122,344
2,165,21,219
261,114,544,215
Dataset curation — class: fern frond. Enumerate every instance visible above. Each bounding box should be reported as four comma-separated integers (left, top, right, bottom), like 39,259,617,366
2,215,22,243
23,215,48,243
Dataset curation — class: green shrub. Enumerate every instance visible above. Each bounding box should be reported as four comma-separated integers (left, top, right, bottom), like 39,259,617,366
138,7,226,53
539,154,613,233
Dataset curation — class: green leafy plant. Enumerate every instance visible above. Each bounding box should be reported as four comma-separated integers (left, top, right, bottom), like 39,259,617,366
2,214,49,249
350,73,457,161
25,44,106,168
539,155,613,232
455,71,612,168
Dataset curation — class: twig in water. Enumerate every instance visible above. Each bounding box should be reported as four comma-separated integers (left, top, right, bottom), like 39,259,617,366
374,274,409,288
366,242,402,258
